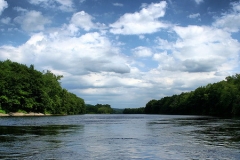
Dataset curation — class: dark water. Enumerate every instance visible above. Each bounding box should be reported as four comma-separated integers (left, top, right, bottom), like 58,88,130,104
0,114,239,160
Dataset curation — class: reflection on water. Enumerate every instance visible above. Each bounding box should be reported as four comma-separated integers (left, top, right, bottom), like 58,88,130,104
0,115,240,160
149,116,240,149
171,117,240,148
0,124,83,159
0,125,80,137
147,116,240,159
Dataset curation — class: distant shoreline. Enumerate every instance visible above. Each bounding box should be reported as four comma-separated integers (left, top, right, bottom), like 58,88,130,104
0,112,51,117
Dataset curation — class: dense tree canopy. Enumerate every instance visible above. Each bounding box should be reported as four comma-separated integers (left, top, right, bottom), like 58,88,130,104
0,60,85,115
123,107,145,114
85,104,113,114
144,74,240,117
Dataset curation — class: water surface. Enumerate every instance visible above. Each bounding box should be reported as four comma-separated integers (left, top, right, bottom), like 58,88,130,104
0,114,239,159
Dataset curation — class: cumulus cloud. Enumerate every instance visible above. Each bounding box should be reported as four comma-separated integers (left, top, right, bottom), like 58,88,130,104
213,1,240,32
110,1,168,35
181,59,218,72
153,51,174,65
132,46,153,57
29,0,74,12
14,10,50,32
153,25,240,74
155,38,174,50
70,11,95,31
0,0,7,15
0,30,130,75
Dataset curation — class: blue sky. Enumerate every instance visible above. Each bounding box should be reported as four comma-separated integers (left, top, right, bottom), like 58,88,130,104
0,0,240,108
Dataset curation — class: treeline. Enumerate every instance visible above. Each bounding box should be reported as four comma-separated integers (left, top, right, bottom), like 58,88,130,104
112,108,124,114
144,74,240,117
0,60,85,115
123,107,144,114
86,104,113,114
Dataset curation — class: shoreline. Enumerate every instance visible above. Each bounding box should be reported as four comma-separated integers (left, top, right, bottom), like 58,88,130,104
0,112,51,117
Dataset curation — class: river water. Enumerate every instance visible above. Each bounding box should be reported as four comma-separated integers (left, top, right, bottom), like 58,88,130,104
0,114,239,160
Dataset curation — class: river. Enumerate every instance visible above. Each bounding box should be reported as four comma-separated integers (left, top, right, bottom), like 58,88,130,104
0,114,239,160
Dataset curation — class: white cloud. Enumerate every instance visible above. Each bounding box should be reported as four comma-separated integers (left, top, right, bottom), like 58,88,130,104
195,0,203,5
1,17,10,24
79,0,86,3
161,25,240,73
70,11,95,31
155,38,174,50
29,0,74,12
132,46,153,57
139,35,145,39
113,3,123,7
14,10,50,32
55,0,74,11
188,13,200,19
0,0,7,15
232,1,240,12
13,7,28,12
153,51,174,64
213,1,240,32
0,29,130,74
110,1,168,35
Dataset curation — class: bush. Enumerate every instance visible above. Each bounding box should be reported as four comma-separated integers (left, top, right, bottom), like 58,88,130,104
0,109,6,114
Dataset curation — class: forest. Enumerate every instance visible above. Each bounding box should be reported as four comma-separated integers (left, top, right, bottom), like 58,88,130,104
0,60,85,115
123,107,145,114
143,74,240,117
86,104,113,114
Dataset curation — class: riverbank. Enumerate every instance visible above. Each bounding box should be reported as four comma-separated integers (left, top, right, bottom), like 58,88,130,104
0,112,51,117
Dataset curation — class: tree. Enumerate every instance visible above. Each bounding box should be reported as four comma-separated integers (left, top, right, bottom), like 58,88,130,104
144,99,157,114
144,73,240,118
85,104,113,114
0,60,85,115
123,107,145,114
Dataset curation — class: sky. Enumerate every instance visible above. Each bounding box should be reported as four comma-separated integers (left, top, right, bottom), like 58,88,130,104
0,0,240,109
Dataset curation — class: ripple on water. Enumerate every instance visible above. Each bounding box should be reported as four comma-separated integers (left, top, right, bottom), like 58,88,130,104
0,115,240,160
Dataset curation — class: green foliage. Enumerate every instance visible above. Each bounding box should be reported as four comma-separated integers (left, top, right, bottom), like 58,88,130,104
144,74,240,118
112,108,124,114
0,60,85,115
17,109,27,114
85,104,113,114
123,107,145,114
0,109,6,114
